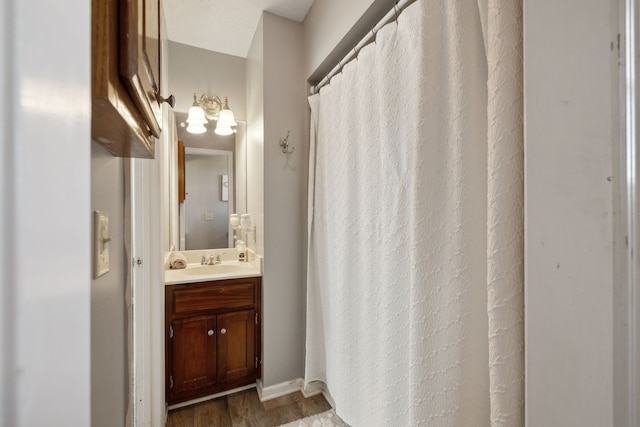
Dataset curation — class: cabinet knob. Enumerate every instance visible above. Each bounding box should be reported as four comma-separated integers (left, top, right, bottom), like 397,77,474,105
220,328,227,335
207,330,214,336
158,94,176,108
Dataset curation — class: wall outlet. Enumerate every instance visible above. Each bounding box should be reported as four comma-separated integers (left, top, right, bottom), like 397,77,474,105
204,212,213,221
94,211,111,278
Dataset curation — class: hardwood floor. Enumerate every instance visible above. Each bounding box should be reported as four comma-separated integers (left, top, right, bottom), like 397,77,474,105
166,389,332,427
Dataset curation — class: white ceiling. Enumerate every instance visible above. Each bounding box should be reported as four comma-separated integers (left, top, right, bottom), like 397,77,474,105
163,0,315,58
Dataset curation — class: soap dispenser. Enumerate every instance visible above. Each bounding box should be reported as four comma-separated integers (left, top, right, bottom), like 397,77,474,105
236,240,247,262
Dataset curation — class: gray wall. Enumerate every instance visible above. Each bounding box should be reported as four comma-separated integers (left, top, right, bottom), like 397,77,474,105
247,12,307,387
263,12,308,387
168,41,247,119
90,141,127,427
524,0,616,425
303,0,375,77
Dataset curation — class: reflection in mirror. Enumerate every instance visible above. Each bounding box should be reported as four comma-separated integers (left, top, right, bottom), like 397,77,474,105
171,112,247,250
181,148,233,249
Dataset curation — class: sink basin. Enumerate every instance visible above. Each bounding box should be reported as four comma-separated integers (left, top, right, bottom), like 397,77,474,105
165,255,261,285
183,263,249,276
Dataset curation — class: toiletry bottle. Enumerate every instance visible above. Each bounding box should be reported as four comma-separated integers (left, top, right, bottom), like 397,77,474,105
236,240,246,262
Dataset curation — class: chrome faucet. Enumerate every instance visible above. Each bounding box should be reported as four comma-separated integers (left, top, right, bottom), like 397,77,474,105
201,254,221,265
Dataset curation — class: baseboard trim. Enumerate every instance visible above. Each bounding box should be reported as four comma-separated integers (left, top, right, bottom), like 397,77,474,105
257,378,303,402
167,383,256,410
256,378,333,404
300,380,325,398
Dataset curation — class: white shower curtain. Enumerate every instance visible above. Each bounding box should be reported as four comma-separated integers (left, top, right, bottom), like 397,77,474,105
305,1,523,426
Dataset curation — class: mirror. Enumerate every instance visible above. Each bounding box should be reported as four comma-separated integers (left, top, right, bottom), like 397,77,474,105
165,41,248,252
181,148,233,249
170,112,247,250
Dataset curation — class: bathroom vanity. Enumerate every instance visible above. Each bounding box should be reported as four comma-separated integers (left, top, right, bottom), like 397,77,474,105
164,252,262,405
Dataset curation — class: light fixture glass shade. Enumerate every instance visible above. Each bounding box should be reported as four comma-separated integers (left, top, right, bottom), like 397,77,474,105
217,108,237,127
186,105,207,134
214,123,233,136
187,105,207,124
187,122,207,134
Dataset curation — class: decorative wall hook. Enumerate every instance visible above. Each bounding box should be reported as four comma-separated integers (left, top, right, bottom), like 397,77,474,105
279,131,294,154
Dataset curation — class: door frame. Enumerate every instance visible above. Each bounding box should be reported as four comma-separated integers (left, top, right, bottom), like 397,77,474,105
128,158,153,426
616,0,640,424
128,151,166,426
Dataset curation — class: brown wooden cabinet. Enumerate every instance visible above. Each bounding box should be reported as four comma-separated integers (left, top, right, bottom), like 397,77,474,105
165,278,262,405
92,0,166,158
170,315,217,397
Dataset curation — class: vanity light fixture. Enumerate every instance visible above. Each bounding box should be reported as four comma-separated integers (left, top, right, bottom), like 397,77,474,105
186,93,237,135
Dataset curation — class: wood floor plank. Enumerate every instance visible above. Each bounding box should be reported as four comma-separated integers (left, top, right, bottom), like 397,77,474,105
167,389,332,427
166,405,195,427
265,402,305,426
194,398,232,427
227,389,270,427
261,392,299,411
293,393,332,418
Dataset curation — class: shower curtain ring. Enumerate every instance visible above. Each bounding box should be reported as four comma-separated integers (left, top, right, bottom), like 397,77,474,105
371,27,377,43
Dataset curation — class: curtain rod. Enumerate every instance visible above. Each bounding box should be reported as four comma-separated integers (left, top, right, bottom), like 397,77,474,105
310,0,418,95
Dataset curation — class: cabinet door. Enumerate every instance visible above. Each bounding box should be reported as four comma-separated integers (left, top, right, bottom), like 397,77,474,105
169,315,217,398
92,0,155,158
119,0,162,137
217,310,256,384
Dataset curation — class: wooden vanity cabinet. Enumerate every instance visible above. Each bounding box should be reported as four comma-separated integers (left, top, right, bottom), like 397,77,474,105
165,277,261,405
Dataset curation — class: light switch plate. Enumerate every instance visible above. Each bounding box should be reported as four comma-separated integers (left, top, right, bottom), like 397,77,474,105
204,212,213,221
221,174,229,201
94,211,110,278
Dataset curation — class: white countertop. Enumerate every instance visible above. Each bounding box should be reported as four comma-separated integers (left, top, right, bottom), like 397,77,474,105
164,249,262,285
